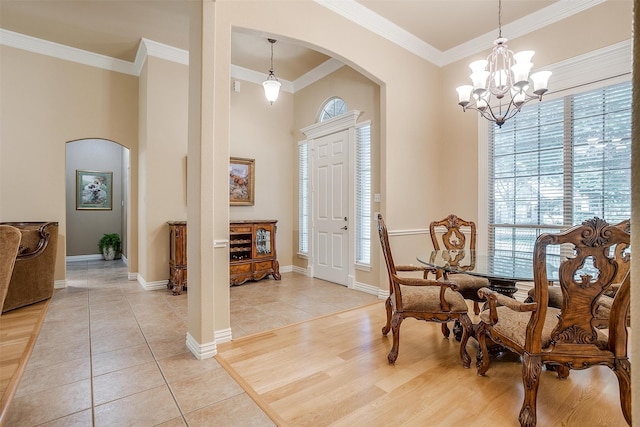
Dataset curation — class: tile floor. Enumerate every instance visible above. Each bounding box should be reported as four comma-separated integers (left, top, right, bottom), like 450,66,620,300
5,259,379,426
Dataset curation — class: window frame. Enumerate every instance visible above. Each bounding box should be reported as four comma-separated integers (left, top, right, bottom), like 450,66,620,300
487,81,631,257
477,41,632,251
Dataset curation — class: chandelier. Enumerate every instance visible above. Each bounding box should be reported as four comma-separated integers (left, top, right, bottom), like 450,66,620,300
262,39,281,105
455,0,551,127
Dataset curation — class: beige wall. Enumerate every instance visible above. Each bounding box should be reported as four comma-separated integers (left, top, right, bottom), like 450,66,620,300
177,0,445,341
0,45,139,281
230,78,295,266
439,0,633,227
208,1,445,320
138,56,189,284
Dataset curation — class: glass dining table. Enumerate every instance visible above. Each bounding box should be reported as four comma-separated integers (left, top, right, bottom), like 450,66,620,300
416,249,560,297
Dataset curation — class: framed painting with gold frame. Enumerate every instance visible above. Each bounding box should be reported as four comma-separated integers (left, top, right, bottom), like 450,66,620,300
229,157,255,206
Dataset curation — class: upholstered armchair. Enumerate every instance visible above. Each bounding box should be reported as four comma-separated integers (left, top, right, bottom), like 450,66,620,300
0,225,22,313
1,222,59,313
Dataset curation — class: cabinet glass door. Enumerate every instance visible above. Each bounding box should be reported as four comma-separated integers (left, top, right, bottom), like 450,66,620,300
255,227,271,255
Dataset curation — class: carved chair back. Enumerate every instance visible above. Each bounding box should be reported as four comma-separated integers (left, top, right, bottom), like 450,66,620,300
429,214,477,251
528,217,630,355
610,219,630,286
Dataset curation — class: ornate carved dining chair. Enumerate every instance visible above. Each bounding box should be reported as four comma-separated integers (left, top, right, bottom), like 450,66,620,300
429,214,489,317
377,214,472,367
524,218,630,328
475,217,631,427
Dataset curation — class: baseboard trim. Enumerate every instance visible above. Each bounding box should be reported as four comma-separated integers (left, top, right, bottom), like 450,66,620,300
66,254,102,262
137,275,168,291
351,281,380,297
216,328,233,344
291,265,311,276
279,265,293,274
186,332,217,360
54,280,66,289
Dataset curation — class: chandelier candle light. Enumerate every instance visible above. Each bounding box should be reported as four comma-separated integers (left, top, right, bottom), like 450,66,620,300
456,0,551,127
263,38,281,105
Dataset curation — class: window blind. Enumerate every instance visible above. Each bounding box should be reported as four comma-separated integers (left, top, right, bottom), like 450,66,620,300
356,123,371,265
298,141,309,254
489,81,631,257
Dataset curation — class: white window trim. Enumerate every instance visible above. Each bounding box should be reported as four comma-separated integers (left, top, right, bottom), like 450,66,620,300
477,40,632,250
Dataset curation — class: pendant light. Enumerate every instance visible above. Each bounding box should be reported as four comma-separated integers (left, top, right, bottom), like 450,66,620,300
262,39,281,105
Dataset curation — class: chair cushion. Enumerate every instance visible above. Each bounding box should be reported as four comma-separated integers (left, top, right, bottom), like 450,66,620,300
481,306,609,350
448,273,489,302
480,307,560,349
447,273,489,291
526,286,564,308
399,285,468,313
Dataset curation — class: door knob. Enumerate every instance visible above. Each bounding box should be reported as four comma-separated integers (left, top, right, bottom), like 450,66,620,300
340,226,348,230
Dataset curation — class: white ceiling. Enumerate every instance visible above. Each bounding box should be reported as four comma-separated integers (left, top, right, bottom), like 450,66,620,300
0,0,603,83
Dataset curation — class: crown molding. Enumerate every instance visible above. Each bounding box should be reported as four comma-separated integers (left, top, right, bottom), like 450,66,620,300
293,58,344,92
442,0,606,65
0,0,611,85
314,0,444,65
0,29,190,76
230,64,294,93
0,28,137,75
314,0,605,67
134,38,189,74
0,27,340,93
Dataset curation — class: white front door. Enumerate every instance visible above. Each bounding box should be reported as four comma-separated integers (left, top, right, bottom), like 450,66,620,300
312,130,349,285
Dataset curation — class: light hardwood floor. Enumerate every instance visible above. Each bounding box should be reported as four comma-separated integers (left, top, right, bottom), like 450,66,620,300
2,260,628,426
216,302,628,426
0,300,49,424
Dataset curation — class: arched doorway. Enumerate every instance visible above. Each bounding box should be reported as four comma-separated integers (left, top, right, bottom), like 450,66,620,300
65,138,130,262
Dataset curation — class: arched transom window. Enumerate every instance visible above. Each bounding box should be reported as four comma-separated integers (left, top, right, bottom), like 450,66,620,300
318,97,347,122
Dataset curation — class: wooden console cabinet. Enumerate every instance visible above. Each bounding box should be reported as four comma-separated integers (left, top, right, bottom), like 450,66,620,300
230,220,281,286
167,221,187,295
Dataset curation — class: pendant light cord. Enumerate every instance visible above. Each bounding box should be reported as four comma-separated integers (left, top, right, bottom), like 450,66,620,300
498,0,502,38
268,39,276,73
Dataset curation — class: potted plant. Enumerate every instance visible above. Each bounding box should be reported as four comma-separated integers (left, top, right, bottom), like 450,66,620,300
98,233,121,260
